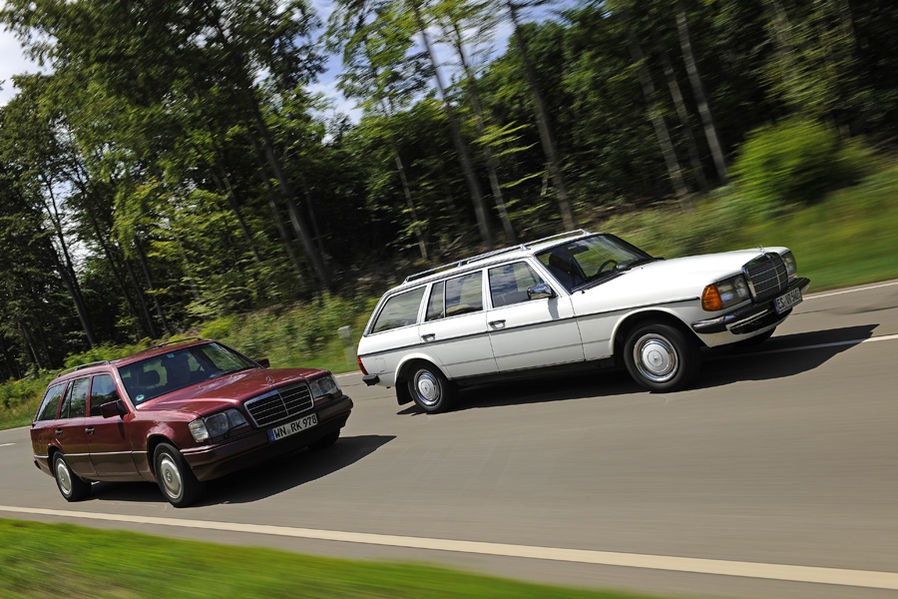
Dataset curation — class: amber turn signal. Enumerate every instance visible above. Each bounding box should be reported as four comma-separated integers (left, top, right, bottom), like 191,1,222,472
702,285,724,311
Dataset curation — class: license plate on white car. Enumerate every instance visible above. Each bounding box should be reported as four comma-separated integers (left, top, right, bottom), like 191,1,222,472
774,287,802,314
268,413,318,442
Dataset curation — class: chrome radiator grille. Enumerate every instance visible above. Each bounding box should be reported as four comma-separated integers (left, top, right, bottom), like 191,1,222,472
743,253,789,301
244,383,314,427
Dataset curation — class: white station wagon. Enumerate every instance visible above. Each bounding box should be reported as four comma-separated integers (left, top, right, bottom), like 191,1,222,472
357,230,810,412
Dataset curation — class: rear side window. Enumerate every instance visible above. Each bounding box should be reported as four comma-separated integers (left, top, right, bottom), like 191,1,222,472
371,287,426,333
444,272,483,317
89,374,119,416
35,383,67,421
60,378,89,419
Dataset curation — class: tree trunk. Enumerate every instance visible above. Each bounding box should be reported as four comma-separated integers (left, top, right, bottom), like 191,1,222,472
211,161,264,263
676,1,728,183
629,35,690,205
38,176,96,347
134,236,172,336
409,0,493,248
200,0,331,289
661,53,708,191
448,21,517,243
506,1,574,230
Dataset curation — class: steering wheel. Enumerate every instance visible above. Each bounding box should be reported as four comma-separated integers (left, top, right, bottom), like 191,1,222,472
595,259,618,275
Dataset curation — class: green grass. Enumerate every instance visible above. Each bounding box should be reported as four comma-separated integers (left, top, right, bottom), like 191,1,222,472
0,519,663,599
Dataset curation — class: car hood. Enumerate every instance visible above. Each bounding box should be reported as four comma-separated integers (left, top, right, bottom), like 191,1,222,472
137,367,324,416
577,247,786,306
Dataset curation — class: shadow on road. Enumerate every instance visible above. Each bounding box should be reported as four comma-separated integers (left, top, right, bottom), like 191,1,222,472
89,434,395,506
400,324,878,414
697,323,877,388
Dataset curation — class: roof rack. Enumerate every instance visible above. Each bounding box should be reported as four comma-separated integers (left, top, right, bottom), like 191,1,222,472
55,360,110,378
403,229,590,283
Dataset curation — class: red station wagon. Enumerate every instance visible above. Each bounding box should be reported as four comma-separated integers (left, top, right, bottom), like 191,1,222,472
30,339,353,507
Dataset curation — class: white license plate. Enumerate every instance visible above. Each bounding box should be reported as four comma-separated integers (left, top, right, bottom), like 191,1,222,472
268,413,318,442
774,288,802,314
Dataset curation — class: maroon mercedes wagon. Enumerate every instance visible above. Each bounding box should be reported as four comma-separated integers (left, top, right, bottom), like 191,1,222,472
30,339,353,507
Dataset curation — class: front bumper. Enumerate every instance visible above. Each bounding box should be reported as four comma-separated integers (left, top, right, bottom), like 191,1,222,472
691,277,810,335
181,395,353,481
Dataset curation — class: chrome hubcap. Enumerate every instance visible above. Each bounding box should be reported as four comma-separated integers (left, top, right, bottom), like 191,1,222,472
158,454,182,499
55,459,72,496
413,370,441,406
634,334,678,383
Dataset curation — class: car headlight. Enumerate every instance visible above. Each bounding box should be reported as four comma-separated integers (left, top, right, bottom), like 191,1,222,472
782,251,797,278
188,408,248,442
309,375,340,403
702,275,750,311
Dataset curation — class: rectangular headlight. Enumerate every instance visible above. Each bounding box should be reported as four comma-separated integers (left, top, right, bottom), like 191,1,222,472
702,275,750,311
782,251,797,278
309,375,340,402
189,409,248,442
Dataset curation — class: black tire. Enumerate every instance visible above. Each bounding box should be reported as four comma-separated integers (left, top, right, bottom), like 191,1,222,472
53,452,91,502
309,430,340,451
406,362,454,413
623,323,700,391
153,442,202,507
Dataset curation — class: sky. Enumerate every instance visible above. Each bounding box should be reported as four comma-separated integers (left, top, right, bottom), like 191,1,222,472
0,2,567,114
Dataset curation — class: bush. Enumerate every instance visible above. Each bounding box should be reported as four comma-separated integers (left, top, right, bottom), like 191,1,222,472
731,118,872,218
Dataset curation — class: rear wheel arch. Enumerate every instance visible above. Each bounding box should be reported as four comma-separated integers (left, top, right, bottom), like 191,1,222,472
398,359,455,413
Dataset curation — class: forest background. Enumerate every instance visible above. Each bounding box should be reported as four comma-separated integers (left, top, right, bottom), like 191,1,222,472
1,0,897,418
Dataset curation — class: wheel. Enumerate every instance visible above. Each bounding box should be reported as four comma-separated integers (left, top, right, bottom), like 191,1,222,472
153,442,202,507
53,452,90,502
309,430,339,451
406,362,454,413
623,323,700,391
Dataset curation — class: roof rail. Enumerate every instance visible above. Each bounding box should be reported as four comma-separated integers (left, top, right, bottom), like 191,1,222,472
130,337,205,356
402,229,591,283
521,229,590,249
55,360,110,378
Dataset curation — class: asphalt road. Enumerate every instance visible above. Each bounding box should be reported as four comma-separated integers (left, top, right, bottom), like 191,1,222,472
2,280,898,599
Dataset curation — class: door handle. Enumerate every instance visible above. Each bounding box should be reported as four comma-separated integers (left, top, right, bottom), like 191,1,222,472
54,429,63,436
489,320,506,329
84,427,95,435
421,333,436,342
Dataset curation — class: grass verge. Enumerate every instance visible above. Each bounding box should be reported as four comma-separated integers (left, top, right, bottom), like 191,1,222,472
0,519,664,599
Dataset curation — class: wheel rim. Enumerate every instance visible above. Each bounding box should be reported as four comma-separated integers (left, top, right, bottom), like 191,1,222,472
157,453,183,500
55,458,73,497
412,369,441,407
633,333,679,383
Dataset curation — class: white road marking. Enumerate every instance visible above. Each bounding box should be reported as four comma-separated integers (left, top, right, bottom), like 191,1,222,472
0,505,895,590
806,279,898,300
759,333,898,356
0,443,14,448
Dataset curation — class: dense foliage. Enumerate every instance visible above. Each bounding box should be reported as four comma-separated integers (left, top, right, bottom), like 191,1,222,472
1,0,897,377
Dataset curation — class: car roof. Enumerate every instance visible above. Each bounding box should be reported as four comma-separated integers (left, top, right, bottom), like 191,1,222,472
395,229,594,290
51,338,213,381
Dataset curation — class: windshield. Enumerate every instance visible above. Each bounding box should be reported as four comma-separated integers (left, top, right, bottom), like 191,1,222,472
536,234,654,292
118,342,257,405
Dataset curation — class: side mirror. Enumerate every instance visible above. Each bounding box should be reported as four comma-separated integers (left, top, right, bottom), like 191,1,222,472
256,358,271,368
100,399,127,419
527,283,556,300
